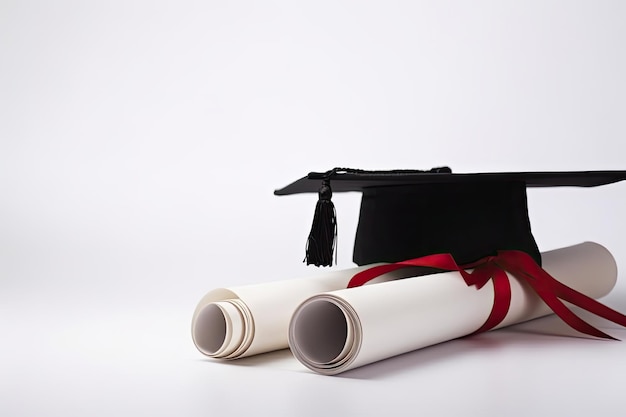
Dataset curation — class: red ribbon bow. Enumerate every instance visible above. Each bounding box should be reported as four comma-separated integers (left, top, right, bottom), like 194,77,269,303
347,251,626,339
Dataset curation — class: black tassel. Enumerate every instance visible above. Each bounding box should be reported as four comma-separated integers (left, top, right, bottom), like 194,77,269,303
304,179,337,267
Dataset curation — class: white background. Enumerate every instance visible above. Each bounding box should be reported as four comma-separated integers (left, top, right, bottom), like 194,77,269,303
1,1,626,416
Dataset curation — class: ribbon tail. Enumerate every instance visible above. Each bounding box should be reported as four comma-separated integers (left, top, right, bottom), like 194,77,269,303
504,260,618,340
532,282,616,340
540,274,626,331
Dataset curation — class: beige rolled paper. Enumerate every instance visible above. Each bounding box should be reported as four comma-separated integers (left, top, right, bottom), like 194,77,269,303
288,242,619,375
191,265,418,359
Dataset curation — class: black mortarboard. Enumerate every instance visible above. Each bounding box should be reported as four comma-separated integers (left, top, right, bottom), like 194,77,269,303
274,167,626,267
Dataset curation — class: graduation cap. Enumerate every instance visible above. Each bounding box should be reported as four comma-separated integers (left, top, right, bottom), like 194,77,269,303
274,167,626,267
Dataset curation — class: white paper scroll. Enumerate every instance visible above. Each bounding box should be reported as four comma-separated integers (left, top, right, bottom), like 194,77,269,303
191,266,418,358
288,242,618,375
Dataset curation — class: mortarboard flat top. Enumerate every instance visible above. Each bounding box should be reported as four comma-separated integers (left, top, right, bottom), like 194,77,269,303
274,167,626,268
275,168,626,195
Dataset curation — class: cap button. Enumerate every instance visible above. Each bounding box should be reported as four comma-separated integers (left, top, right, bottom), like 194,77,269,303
319,181,332,200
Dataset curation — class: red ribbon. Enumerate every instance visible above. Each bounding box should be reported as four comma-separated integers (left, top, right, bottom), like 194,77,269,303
347,251,626,339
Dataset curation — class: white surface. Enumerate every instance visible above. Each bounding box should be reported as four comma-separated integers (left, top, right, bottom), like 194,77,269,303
2,1,626,416
3,289,626,417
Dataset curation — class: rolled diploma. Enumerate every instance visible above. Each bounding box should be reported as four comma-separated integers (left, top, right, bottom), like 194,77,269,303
288,242,619,375
191,265,416,358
